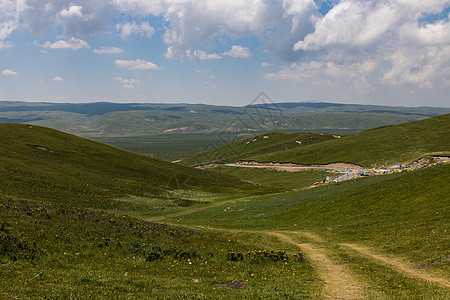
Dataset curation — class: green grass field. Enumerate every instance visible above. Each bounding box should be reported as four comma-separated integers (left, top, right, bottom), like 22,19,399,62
210,165,324,190
182,132,336,166
167,165,450,298
0,117,449,298
0,196,320,299
0,124,279,212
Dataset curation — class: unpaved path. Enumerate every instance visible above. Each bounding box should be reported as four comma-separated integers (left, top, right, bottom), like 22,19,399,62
224,162,362,172
341,243,450,288
268,231,366,300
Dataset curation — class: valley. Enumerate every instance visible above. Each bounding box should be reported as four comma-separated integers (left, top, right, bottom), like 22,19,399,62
0,112,449,299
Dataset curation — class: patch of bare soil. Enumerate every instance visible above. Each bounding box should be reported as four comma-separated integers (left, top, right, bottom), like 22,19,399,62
195,163,222,169
268,232,366,299
33,145,55,153
341,243,450,288
234,161,363,170
213,281,247,290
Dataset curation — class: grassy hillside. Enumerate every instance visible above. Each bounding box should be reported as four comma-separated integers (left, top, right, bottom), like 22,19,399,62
0,124,277,212
183,114,450,167
0,196,319,299
182,132,336,166
209,166,324,190
171,165,450,299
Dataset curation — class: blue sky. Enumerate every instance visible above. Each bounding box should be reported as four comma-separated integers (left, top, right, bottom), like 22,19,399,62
1,0,449,107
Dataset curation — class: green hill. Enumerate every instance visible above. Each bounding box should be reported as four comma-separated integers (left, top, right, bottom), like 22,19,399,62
170,164,450,298
0,124,275,211
183,114,450,167
182,131,336,166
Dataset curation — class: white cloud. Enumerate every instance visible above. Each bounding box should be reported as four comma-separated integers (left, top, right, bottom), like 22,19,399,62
383,46,450,88
261,62,273,67
52,76,64,81
93,46,123,54
113,76,143,89
41,38,90,50
1,69,17,76
116,21,155,39
0,40,13,49
294,1,397,51
60,5,83,18
20,1,112,38
165,47,221,61
0,0,449,99
118,0,317,61
399,18,450,46
223,45,252,58
0,20,18,40
115,59,162,70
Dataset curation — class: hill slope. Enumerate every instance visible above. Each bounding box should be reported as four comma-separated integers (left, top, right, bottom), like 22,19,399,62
182,131,336,166
173,164,450,277
0,124,274,210
183,114,450,167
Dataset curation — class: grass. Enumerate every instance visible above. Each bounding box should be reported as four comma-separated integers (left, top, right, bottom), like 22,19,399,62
1,117,449,298
172,165,450,274
0,196,321,299
210,166,324,190
183,114,450,168
182,131,336,166
94,133,245,161
0,124,279,212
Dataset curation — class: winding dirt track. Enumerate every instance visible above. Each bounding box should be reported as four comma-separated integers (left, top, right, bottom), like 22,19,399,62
268,231,366,300
341,243,450,288
146,199,450,297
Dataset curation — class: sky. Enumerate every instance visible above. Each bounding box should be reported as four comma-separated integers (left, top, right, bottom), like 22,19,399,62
0,0,449,107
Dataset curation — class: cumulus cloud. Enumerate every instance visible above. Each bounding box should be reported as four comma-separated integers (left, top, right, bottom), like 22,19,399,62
41,38,90,50
294,1,397,51
116,21,155,39
20,1,113,38
52,76,64,81
399,18,450,46
1,0,449,94
115,59,162,70
261,62,273,67
0,20,17,40
112,0,317,61
0,0,19,40
113,76,142,89
1,69,17,76
382,46,450,88
60,5,83,18
223,45,252,58
93,46,123,54
282,0,450,91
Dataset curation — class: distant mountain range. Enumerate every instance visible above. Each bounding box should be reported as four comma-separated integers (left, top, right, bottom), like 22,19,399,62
0,101,448,136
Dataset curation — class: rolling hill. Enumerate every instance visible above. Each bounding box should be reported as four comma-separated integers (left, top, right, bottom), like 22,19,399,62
0,123,276,211
183,113,450,168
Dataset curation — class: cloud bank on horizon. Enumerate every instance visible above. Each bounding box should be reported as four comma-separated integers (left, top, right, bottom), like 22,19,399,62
0,0,449,106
